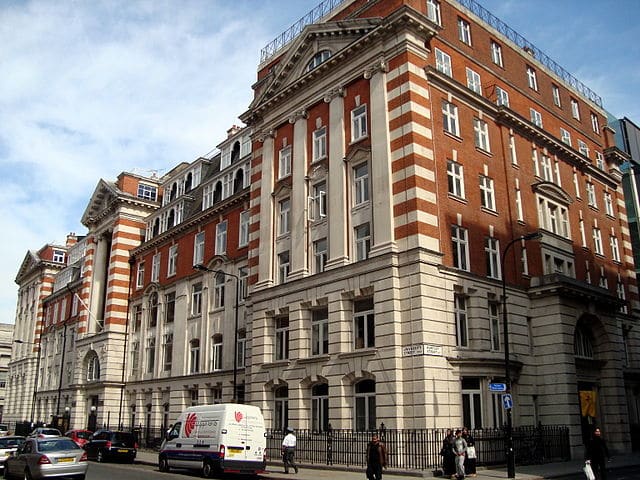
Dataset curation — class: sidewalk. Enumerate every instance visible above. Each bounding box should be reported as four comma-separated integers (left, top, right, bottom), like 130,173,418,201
135,449,640,479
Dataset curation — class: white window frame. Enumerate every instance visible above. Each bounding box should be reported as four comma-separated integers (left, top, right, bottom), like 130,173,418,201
355,223,371,261
426,0,441,25
552,84,561,107
275,317,290,361
591,113,600,134
354,163,370,206
215,220,227,255
604,192,614,216
136,263,145,289
442,101,460,136
447,160,465,198
151,253,161,282
313,126,327,161
578,140,589,158
466,67,482,94
560,128,571,146
239,210,250,247
163,333,173,372
351,104,368,142
211,337,223,371
312,309,329,356
611,236,621,262
527,66,538,91
479,175,496,211
485,237,501,279
310,181,327,220
458,17,472,45
278,146,292,179
167,245,178,277
593,228,603,255
491,41,503,67
189,339,200,374
214,272,225,309
278,251,290,283
541,155,553,182
451,225,470,271
474,118,490,152
571,98,581,120
354,304,375,349
595,152,605,170
193,232,205,266
279,198,291,235
435,48,452,77
314,238,327,274
496,86,509,107
530,108,543,128
538,196,570,238
191,282,202,316
586,182,597,208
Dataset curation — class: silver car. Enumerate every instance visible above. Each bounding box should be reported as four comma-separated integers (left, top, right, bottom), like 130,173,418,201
0,437,25,471
3,437,88,480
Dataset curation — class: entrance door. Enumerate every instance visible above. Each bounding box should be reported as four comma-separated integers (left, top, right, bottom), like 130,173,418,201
578,382,598,444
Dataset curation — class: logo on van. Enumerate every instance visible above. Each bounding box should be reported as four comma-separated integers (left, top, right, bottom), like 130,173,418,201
235,411,243,423
185,413,197,437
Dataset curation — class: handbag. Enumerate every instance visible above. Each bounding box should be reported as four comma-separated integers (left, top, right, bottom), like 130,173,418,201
583,461,595,480
466,446,476,459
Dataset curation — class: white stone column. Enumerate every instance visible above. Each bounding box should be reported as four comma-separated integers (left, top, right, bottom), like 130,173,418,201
325,88,349,269
367,63,396,256
256,135,275,289
288,111,309,280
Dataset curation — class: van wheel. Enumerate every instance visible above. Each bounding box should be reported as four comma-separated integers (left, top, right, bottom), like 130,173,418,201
202,460,214,478
158,457,170,473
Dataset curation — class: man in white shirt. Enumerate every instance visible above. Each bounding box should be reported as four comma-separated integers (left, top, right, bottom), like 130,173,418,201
281,427,299,474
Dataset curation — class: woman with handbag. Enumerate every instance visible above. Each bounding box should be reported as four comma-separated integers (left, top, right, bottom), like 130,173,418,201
440,429,456,478
586,427,610,480
462,427,477,477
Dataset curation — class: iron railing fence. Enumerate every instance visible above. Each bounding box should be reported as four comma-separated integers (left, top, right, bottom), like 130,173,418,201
266,425,570,471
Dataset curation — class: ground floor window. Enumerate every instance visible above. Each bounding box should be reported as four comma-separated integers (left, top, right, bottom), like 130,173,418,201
355,379,376,431
312,383,329,432
462,377,482,429
274,386,289,432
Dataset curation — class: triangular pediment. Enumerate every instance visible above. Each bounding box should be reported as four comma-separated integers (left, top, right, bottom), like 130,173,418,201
532,181,573,205
81,179,121,226
15,250,41,284
250,17,382,110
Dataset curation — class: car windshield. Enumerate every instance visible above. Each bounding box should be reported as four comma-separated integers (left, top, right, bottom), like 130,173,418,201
0,438,23,448
75,431,92,440
38,439,80,452
38,429,61,436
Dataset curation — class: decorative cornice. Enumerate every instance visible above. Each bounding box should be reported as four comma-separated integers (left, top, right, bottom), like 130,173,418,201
323,86,345,103
288,109,308,124
363,58,388,79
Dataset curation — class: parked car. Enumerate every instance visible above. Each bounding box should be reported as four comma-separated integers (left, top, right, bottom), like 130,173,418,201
0,436,25,471
83,430,137,463
3,437,88,480
0,425,9,437
64,430,92,448
28,428,62,439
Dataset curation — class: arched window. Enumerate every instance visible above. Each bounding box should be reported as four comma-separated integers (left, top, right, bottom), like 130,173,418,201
274,386,289,431
184,173,193,192
149,292,158,327
307,50,331,71
574,325,594,359
231,141,240,164
354,379,376,431
170,182,178,201
213,182,223,203
311,383,329,432
167,209,175,229
234,169,245,193
86,351,100,381
152,218,160,237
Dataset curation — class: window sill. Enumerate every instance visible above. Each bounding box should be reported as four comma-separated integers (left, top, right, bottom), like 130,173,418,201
480,207,499,216
298,354,330,364
448,194,467,204
349,135,369,146
476,147,492,158
443,131,462,142
261,359,291,369
338,347,377,359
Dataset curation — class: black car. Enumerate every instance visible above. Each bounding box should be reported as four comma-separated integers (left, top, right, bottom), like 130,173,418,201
83,430,137,463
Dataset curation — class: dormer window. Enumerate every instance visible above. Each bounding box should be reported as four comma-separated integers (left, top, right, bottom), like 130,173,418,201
137,183,157,201
184,172,193,192
307,50,331,72
52,250,66,264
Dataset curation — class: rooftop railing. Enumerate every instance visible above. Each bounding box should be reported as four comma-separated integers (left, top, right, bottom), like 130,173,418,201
260,0,349,63
260,0,602,108
455,0,602,107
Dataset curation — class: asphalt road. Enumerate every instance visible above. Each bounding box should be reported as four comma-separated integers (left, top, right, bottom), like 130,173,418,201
85,461,259,480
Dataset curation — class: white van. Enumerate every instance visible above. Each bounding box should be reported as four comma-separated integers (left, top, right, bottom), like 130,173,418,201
158,404,266,477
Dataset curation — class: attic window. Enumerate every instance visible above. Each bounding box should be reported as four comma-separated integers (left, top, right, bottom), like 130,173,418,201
307,50,331,72
138,184,157,201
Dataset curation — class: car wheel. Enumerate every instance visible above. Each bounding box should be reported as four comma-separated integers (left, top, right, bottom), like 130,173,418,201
96,450,104,463
202,460,213,478
158,456,170,473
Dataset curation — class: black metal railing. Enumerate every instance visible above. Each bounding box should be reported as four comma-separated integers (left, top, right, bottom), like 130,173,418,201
266,425,570,471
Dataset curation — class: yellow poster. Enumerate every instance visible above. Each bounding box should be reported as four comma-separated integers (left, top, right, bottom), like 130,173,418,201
579,390,597,417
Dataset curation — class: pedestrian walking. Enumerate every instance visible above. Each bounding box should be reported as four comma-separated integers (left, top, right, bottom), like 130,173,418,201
365,433,387,480
281,427,299,474
462,427,476,477
453,429,467,480
440,429,456,477
586,427,610,480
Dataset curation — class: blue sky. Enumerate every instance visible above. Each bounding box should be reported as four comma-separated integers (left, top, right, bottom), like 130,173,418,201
0,0,638,325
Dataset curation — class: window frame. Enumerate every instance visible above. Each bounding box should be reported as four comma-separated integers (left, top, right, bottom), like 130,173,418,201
526,66,538,91
435,48,452,77
490,40,503,67
351,104,368,142
474,118,490,152
447,160,465,199
458,17,472,45
215,220,228,255
278,146,292,179
313,126,327,161
451,225,470,271
442,101,460,136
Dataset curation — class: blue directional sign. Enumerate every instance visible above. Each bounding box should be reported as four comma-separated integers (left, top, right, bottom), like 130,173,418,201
502,393,513,410
489,382,506,392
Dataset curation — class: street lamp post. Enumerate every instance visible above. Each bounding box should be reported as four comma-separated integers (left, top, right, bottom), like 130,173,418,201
500,231,541,479
14,338,42,425
194,264,240,403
